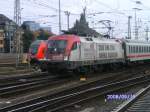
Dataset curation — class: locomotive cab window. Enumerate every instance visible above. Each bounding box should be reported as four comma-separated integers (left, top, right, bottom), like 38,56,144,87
48,40,67,53
72,42,77,50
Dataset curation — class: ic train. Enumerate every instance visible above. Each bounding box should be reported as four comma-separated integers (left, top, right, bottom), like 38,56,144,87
39,34,150,73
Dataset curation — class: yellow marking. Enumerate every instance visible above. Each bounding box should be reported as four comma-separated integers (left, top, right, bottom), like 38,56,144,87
80,76,87,81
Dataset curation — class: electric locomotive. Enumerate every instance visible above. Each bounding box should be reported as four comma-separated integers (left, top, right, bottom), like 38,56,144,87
39,34,125,73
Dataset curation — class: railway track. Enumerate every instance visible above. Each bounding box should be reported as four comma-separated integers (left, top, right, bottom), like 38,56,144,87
0,70,129,97
112,82,150,112
0,72,60,95
0,64,149,111
0,64,148,98
0,70,150,112
0,75,59,97
0,71,48,82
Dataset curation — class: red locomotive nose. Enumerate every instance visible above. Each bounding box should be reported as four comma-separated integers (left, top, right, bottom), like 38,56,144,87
46,35,80,61
28,40,47,63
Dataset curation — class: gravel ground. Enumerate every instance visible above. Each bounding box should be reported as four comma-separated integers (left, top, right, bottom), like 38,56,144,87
61,83,149,112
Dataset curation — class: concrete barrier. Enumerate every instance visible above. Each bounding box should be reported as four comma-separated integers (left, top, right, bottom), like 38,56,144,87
0,53,28,64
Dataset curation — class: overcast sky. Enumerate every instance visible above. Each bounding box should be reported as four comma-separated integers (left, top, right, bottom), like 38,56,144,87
1,0,150,39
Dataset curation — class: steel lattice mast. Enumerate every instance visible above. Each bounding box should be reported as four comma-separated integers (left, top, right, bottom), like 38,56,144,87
14,0,22,67
14,0,21,26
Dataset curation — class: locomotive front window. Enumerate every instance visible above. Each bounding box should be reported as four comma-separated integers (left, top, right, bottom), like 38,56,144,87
48,40,67,53
30,40,42,54
30,45,39,54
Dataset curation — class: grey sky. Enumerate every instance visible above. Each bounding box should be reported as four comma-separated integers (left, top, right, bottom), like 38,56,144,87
1,0,150,39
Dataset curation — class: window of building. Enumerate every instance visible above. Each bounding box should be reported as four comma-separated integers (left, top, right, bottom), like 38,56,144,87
0,40,3,44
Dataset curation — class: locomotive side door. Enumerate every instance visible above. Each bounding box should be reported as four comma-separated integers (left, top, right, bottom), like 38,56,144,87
69,42,81,61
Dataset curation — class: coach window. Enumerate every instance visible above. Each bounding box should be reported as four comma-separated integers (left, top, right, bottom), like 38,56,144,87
129,46,131,53
129,46,132,53
133,46,135,53
131,46,133,53
139,46,141,53
72,42,77,50
134,46,136,53
132,46,134,53
146,46,148,53
136,46,138,53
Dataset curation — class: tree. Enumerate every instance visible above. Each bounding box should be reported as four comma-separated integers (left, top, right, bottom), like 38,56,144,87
63,9,100,37
21,23,55,52
36,29,53,40
22,30,35,53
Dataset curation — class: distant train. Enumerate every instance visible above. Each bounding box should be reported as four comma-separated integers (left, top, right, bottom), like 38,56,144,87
28,40,47,70
39,34,150,73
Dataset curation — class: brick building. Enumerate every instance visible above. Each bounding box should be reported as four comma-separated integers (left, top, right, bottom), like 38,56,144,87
0,14,17,53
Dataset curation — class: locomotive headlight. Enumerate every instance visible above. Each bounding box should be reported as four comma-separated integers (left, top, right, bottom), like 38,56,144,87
64,56,68,61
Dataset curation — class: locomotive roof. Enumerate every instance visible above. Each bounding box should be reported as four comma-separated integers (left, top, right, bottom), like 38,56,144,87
124,39,150,44
79,36,120,44
31,40,46,46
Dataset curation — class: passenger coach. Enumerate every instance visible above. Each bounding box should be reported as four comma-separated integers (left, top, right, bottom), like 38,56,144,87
123,40,150,62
